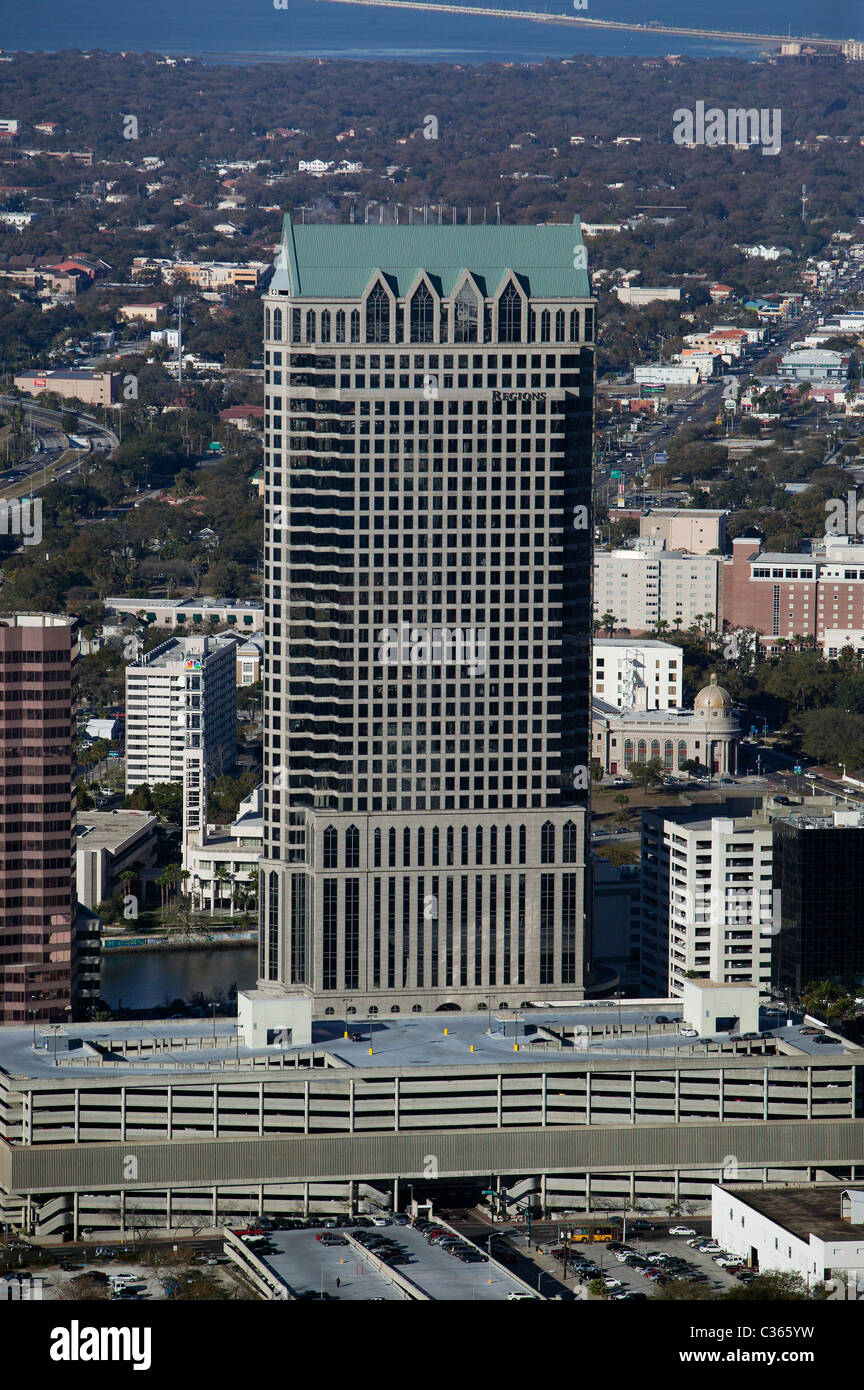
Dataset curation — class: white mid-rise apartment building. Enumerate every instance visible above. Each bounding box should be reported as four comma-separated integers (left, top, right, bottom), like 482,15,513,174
592,637,681,709
125,634,238,793
594,542,722,634
641,807,774,997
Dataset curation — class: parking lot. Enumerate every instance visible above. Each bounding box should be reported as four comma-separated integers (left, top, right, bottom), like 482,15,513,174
244,1220,535,1301
8,1251,240,1302
249,1229,406,1301
534,1227,744,1298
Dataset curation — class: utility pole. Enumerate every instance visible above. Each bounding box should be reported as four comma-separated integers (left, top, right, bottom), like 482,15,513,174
801,184,808,226
174,294,186,386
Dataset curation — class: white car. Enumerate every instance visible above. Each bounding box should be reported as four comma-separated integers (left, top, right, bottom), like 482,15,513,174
668,1226,697,1237
603,1277,625,1289
507,1290,538,1300
679,1028,699,1038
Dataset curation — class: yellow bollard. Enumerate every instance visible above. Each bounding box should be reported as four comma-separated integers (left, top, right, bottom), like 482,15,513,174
469,1044,474,1052
444,1027,448,1036
368,1047,373,1055
514,1043,519,1052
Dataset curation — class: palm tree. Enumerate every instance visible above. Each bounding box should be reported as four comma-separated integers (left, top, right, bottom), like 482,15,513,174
213,864,232,915
156,864,181,918
599,612,616,637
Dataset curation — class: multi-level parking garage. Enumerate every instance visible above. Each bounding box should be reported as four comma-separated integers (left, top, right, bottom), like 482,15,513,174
1,1002,862,1240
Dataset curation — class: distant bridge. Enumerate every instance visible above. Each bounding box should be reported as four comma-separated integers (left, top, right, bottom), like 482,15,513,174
314,0,847,50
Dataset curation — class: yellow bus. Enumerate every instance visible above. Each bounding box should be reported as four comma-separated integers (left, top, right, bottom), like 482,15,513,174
565,1222,620,1243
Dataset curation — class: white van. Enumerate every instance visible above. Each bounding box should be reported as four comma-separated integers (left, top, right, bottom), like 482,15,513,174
110,1274,137,1289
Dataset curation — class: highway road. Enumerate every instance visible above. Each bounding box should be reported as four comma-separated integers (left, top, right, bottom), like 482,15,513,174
595,264,864,507
313,0,848,49
0,395,118,499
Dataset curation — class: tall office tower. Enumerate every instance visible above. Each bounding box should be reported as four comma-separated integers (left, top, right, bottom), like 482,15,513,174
124,633,237,794
259,218,595,1012
0,614,78,1025
773,809,864,997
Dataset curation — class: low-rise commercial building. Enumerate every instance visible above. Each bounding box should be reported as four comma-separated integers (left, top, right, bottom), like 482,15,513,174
712,1184,864,1288
182,753,262,913
105,597,263,632
633,363,700,388
75,811,158,912
591,678,739,779
639,508,727,556
165,260,267,292
118,302,167,326
778,349,850,381
14,369,119,406
615,286,681,307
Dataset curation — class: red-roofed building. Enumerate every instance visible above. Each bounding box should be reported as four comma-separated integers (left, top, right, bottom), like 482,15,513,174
219,405,265,432
709,283,734,302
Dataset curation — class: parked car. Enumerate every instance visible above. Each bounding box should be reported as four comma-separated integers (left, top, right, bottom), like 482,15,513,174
668,1226,697,1237
679,1027,699,1037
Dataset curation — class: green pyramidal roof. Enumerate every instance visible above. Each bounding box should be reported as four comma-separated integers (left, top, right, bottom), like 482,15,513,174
270,215,590,300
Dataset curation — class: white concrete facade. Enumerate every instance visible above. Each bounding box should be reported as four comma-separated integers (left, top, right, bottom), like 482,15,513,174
592,637,682,709
641,811,773,997
125,634,237,793
712,1185,864,1289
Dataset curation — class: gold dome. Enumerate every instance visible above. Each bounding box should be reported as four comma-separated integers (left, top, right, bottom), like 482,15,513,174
694,673,734,714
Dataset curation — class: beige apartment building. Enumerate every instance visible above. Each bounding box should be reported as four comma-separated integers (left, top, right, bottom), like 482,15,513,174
594,543,722,634
168,260,266,291
118,302,167,326
639,508,727,556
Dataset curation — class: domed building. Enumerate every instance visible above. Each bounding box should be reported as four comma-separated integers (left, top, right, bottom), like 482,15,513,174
694,674,734,716
592,672,739,777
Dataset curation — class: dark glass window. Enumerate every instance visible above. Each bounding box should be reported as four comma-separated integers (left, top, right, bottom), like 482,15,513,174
410,283,435,343
366,283,391,343
499,283,522,342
